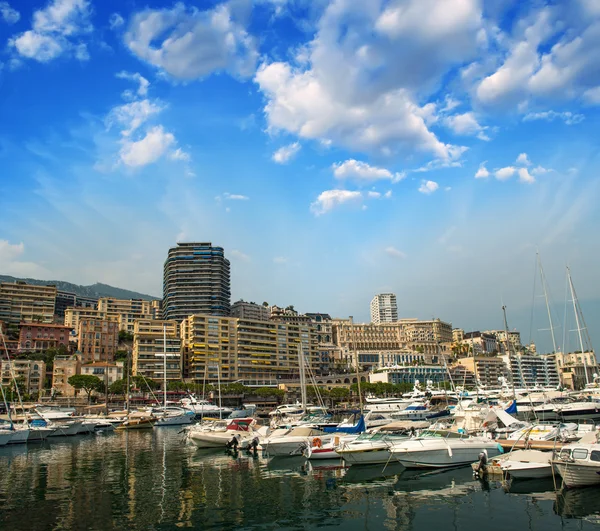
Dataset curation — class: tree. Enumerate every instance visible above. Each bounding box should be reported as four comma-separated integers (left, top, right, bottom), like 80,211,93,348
109,379,127,395
68,375,103,403
167,381,188,392
262,301,269,307
114,350,128,361
118,330,134,342
132,375,159,391
329,387,349,403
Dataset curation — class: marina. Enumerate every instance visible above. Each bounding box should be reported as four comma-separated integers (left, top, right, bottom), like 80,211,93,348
1,428,600,530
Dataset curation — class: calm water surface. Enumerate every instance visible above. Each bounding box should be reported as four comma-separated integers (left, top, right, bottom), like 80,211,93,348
1,429,600,530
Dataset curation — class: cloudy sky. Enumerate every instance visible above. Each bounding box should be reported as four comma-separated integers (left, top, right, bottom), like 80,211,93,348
1,0,599,353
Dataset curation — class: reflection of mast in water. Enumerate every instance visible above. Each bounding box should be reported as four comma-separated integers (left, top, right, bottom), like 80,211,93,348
159,431,167,523
125,431,137,523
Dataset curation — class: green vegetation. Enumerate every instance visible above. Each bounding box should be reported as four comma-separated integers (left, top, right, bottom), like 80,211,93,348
67,374,103,402
118,331,134,342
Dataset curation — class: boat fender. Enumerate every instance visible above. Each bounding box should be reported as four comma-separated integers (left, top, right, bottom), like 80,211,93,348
312,437,322,448
334,436,340,447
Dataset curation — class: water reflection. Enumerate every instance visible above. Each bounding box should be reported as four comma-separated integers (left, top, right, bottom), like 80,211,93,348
1,432,600,530
554,488,600,523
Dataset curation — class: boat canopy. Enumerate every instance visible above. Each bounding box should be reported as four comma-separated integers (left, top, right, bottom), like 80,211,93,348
323,416,366,434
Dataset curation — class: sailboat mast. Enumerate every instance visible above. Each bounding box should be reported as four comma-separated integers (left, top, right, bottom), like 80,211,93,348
349,317,363,415
126,350,130,413
163,324,167,410
567,267,589,386
538,252,558,353
217,361,222,420
502,305,517,400
0,327,27,421
298,342,307,411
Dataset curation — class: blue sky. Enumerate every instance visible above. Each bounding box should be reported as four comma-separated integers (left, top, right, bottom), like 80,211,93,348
1,0,599,353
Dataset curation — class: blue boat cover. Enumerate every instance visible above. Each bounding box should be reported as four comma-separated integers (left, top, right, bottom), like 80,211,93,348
504,400,518,414
323,415,366,434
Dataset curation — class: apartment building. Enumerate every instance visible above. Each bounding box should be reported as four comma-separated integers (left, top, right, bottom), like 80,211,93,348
462,331,499,355
547,351,598,390
369,365,448,385
231,301,270,321
0,359,46,396
485,330,522,353
163,242,231,321
52,355,82,397
64,307,103,333
132,319,181,382
457,357,510,388
501,353,560,389
81,361,124,386
181,314,319,384
98,298,161,333
370,293,398,324
18,323,72,351
0,281,56,326
78,319,118,363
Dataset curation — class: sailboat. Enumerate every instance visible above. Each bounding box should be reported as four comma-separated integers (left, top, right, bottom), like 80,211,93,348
154,325,193,426
115,352,155,431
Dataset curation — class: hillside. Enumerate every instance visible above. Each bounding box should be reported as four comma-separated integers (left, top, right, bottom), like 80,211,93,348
0,275,159,301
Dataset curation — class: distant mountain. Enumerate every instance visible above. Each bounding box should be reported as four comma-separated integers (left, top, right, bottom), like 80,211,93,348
0,275,159,301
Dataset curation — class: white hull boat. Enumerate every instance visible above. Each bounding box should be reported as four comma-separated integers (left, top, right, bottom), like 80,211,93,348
553,435,600,487
48,421,84,437
7,427,30,444
498,450,553,479
391,437,503,469
0,430,12,446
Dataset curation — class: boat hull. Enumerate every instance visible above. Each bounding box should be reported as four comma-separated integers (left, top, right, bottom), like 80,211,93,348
155,414,194,426
393,440,503,469
7,429,29,444
501,461,553,479
554,462,600,488
337,445,392,465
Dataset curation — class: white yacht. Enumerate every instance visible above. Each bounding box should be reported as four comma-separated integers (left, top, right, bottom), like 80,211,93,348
552,432,600,487
262,426,330,457
187,417,263,448
498,449,553,479
390,434,503,469
180,396,232,417
152,406,194,426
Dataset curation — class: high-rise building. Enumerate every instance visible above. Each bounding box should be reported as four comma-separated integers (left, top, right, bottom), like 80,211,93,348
370,293,398,324
0,359,46,396
0,281,57,325
163,242,231,321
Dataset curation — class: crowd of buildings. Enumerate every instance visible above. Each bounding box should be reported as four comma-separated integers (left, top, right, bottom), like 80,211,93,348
0,242,597,398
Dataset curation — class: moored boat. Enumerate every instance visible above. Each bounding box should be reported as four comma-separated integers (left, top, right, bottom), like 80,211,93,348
552,433,600,487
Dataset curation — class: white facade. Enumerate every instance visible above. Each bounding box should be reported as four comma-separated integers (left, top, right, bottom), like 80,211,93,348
370,293,398,324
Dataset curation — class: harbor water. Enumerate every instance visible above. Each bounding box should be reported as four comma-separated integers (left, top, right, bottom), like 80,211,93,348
1,429,600,530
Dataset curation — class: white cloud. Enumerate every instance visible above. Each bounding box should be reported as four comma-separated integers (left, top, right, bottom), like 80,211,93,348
0,2,20,24
169,148,191,162
516,153,531,166
254,0,481,159
107,99,164,137
384,246,406,259
367,191,381,199
444,112,489,140
518,167,535,184
223,192,249,201
384,190,392,198
523,110,585,125
474,5,600,110
332,160,405,183
116,71,150,97
475,162,489,179
272,142,301,164
124,2,258,80
310,190,362,216
273,256,288,264
0,240,47,276
531,165,550,175
418,180,439,194
256,61,462,159
119,126,175,167
230,249,250,262
495,166,516,180
10,0,92,62
109,13,124,29
583,87,600,105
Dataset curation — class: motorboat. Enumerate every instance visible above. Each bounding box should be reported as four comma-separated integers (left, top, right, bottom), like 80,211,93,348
115,412,156,430
497,449,553,479
268,403,306,418
262,426,331,457
180,396,232,418
552,432,600,487
34,405,76,421
305,434,359,460
187,417,262,448
390,434,503,469
152,406,194,426
0,429,13,446
336,423,421,465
